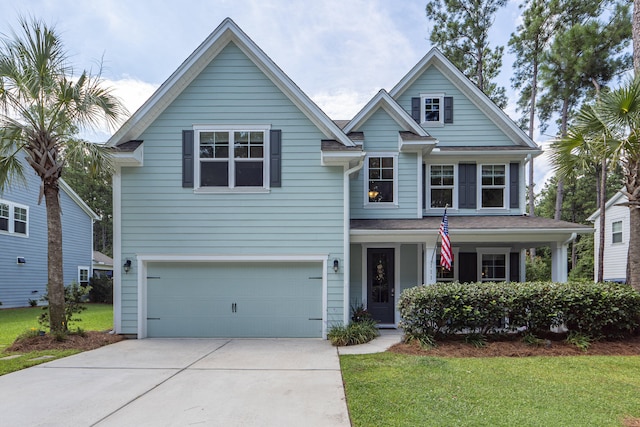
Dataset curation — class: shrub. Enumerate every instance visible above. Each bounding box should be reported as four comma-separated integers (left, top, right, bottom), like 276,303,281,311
399,281,640,343
88,276,113,303
38,281,91,331
328,319,379,346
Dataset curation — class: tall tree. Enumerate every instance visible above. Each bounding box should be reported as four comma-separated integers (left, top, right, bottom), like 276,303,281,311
509,0,561,259
634,0,640,72
425,0,508,108
553,78,640,289
538,0,631,220
0,18,126,332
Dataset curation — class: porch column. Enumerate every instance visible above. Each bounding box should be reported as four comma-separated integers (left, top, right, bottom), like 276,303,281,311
551,241,568,282
423,239,438,285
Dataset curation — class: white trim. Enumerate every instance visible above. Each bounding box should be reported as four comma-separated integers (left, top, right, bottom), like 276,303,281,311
476,248,511,282
112,168,122,334
426,163,457,210
419,92,445,126
364,153,399,207
77,266,90,285
135,254,330,339
478,163,507,210
194,126,270,191
0,199,29,237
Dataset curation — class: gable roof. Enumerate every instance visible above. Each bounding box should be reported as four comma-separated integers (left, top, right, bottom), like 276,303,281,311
343,89,432,137
389,48,540,151
59,179,100,221
587,190,627,221
107,18,353,148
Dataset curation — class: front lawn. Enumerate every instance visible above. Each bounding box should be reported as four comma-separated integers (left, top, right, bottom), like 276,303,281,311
0,304,114,375
341,352,640,427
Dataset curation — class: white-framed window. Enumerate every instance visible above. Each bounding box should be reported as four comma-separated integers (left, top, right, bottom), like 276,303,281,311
429,164,455,208
195,125,270,190
0,199,28,236
480,164,506,208
477,249,510,282
420,93,444,125
366,154,398,205
612,220,623,244
78,267,90,286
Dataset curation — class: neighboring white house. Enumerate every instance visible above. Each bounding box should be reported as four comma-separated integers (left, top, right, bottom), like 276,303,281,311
588,191,629,282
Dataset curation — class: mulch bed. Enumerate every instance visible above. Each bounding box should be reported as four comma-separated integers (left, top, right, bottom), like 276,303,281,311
389,334,640,358
5,331,124,353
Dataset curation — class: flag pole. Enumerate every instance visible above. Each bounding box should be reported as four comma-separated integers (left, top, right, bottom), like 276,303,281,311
430,204,448,281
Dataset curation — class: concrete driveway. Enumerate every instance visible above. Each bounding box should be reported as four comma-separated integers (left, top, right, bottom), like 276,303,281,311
0,338,351,427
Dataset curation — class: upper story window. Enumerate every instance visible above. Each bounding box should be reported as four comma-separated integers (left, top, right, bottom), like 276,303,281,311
481,165,506,208
366,155,397,205
195,126,269,190
0,200,28,236
430,165,454,208
612,220,623,244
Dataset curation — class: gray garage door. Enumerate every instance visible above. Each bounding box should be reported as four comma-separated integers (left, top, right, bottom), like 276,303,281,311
146,262,323,338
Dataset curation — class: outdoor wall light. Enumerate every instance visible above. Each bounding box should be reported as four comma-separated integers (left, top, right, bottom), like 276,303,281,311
333,259,339,273
17,257,26,265
123,259,132,273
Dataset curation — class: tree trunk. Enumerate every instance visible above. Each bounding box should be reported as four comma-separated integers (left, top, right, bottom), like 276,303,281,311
627,157,640,290
528,58,539,261
597,159,607,282
634,0,640,72
554,178,564,220
44,183,67,333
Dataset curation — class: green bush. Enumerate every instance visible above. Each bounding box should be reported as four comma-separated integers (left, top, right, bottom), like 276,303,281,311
328,319,379,346
88,276,113,303
398,281,640,343
38,282,91,331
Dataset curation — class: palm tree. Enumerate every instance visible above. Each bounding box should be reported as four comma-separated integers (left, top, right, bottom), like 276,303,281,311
0,18,126,332
552,77,640,290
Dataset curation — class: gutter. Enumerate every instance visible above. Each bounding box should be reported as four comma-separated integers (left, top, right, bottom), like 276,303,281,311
343,158,365,326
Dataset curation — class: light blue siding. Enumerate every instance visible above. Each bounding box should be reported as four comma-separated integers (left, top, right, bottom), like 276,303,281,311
400,244,420,292
395,65,514,147
0,158,94,308
349,108,419,219
119,42,346,334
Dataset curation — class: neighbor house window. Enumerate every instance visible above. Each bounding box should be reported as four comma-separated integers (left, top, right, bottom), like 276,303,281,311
197,127,268,189
612,220,623,244
430,165,454,208
421,94,444,125
481,165,506,208
480,254,506,282
0,200,28,236
78,267,90,287
367,155,396,204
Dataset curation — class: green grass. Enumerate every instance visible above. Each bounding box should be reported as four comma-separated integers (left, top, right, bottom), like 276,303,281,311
0,304,113,375
341,352,640,427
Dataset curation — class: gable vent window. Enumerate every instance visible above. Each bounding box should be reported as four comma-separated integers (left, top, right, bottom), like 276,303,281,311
0,200,28,236
412,95,453,125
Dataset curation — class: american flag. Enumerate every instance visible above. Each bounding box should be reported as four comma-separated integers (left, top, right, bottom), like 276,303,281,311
439,208,452,271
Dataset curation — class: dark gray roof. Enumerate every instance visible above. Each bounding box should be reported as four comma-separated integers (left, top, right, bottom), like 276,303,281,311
321,140,363,151
351,215,592,231
112,140,143,152
333,120,350,129
399,131,436,141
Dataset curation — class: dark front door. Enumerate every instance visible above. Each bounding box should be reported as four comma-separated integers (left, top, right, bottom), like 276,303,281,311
367,248,395,324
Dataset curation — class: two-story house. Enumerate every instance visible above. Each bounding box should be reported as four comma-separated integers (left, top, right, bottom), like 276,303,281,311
108,19,592,338
588,191,629,283
0,155,99,308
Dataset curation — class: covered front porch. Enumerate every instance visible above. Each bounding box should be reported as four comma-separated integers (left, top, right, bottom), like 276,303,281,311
348,216,593,326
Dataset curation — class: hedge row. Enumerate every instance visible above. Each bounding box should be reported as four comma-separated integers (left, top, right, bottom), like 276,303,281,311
398,281,640,340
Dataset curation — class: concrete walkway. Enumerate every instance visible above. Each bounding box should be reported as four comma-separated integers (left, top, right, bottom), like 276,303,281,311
0,338,350,427
338,329,404,355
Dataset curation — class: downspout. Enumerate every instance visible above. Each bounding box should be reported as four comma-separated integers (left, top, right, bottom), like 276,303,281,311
343,158,365,325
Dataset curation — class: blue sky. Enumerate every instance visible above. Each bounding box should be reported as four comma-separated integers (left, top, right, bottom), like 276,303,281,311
3,0,556,184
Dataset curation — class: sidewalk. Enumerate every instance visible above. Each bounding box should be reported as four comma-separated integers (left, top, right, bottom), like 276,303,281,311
337,329,403,355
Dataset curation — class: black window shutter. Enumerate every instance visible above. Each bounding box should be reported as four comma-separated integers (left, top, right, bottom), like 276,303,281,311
510,162,519,209
411,97,421,123
444,96,453,123
458,163,476,209
182,130,194,188
270,129,282,187
510,252,520,282
458,253,477,283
